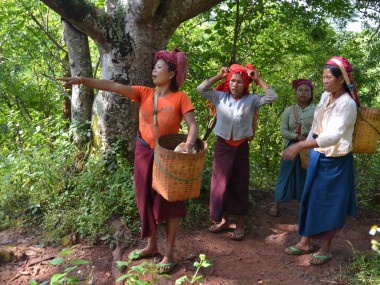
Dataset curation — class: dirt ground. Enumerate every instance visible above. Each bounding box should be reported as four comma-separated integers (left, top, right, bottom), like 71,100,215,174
0,193,378,285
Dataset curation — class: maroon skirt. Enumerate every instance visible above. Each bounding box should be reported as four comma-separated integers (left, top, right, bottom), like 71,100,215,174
134,137,187,238
210,137,250,222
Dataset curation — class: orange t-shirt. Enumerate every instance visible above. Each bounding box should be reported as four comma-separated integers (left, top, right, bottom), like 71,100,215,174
132,86,194,149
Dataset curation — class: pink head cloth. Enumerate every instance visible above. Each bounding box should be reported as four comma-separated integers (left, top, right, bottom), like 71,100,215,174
292,79,314,92
325,56,360,107
154,48,188,89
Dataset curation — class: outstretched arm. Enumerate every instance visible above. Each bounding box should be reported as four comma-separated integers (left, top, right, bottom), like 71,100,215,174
57,77,134,99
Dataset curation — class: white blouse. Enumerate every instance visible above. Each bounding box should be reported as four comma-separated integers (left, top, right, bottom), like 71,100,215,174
307,91,357,157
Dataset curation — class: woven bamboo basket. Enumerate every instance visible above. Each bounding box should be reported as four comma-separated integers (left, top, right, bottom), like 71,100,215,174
299,149,309,170
352,107,380,153
152,134,207,202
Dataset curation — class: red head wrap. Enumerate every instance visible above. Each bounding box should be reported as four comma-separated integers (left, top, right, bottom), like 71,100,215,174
325,56,360,107
207,63,255,117
292,79,314,92
154,48,188,89
215,63,255,95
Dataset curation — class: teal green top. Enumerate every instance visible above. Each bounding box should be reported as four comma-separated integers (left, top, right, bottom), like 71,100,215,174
280,103,315,147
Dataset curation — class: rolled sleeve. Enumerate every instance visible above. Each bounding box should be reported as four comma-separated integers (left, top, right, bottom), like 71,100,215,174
259,86,278,106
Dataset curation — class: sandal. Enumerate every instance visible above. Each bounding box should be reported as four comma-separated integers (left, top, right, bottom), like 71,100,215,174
284,246,314,255
158,262,177,274
128,249,161,261
209,223,230,233
268,207,280,217
228,228,245,241
309,253,332,265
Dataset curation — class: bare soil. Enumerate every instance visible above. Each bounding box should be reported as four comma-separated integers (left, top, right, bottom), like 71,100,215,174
0,193,378,285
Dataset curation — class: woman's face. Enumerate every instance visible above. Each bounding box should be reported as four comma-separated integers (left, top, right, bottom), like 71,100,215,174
152,59,175,86
323,68,343,94
296,84,312,104
229,73,245,98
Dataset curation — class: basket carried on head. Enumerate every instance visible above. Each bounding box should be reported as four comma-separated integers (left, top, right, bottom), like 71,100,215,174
352,107,380,153
152,134,207,202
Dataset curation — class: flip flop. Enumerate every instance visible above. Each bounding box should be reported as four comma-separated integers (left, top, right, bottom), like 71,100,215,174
128,249,160,261
268,207,280,217
309,253,332,265
228,229,245,241
158,262,177,274
209,224,230,233
285,246,315,255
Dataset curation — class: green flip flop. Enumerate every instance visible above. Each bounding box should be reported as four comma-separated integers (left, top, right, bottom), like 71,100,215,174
128,249,160,261
309,253,332,265
285,246,315,255
158,262,177,274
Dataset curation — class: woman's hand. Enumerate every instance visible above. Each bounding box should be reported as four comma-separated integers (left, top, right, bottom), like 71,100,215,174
183,142,194,153
57,77,82,88
218,67,230,80
296,135,306,141
282,142,303,161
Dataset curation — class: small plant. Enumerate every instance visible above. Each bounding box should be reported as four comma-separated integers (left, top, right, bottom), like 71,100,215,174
175,254,211,285
29,245,93,285
116,259,164,284
369,225,380,255
344,227,380,284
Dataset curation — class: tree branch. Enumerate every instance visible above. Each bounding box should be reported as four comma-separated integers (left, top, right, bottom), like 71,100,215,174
39,0,111,50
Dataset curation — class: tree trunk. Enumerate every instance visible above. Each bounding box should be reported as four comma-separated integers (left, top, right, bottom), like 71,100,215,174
62,20,94,150
39,0,223,163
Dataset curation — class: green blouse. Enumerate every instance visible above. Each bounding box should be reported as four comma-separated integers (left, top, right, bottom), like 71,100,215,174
280,103,315,147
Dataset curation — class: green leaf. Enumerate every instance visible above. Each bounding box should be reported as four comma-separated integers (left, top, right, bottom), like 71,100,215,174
50,273,67,284
72,259,91,265
49,257,64,265
175,276,188,285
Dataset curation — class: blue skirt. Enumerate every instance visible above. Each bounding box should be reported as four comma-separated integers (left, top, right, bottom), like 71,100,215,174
298,149,357,237
274,142,307,202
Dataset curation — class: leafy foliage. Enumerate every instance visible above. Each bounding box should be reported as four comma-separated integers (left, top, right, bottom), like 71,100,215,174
0,0,378,272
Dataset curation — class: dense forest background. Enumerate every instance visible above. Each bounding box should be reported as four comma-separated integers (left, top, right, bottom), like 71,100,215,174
0,0,379,245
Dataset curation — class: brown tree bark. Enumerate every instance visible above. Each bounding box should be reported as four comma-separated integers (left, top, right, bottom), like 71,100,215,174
39,0,223,162
62,19,94,150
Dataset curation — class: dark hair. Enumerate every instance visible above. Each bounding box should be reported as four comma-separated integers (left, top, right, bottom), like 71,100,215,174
324,64,350,93
154,59,179,92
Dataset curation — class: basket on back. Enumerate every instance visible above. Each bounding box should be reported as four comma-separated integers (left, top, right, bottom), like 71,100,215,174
152,134,207,202
352,107,380,153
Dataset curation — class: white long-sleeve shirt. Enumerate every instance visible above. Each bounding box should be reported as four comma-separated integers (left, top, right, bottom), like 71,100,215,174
197,79,278,140
307,91,357,157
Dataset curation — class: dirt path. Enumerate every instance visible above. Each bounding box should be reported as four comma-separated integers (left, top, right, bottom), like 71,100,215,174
0,194,377,285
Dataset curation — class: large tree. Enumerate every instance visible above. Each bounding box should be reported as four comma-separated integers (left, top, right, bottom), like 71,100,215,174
39,0,223,161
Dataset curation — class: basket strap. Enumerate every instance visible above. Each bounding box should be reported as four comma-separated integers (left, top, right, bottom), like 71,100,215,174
292,105,302,135
154,90,159,145
154,152,203,182
329,58,361,107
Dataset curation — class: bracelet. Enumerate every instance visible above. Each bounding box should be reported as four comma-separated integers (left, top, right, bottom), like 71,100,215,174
76,76,83,84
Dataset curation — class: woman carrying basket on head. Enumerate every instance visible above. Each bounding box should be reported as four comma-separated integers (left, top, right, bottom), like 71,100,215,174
282,56,359,265
269,79,315,217
58,48,198,274
196,64,278,240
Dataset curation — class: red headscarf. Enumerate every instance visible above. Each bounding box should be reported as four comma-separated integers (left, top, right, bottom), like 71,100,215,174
154,48,188,89
325,56,360,107
215,64,255,95
292,79,314,92
207,63,255,117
